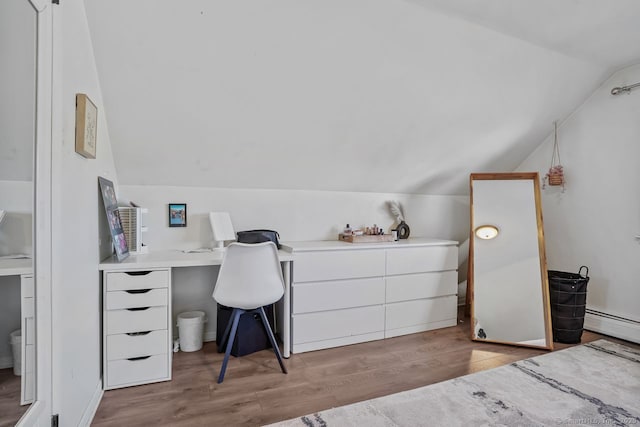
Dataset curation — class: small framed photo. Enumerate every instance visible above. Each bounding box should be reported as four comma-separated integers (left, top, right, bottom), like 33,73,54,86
168,203,187,227
75,93,98,159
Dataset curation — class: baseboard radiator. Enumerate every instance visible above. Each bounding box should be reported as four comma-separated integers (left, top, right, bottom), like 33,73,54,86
584,309,640,344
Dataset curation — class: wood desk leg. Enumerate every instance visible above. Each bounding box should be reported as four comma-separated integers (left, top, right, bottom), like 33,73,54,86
282,260,291,358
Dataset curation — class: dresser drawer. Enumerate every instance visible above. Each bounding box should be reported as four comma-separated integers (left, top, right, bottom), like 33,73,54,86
385,295,457,332
106,288,168,310
386,271,457,303
293,250,385,283
106,270,170,291
107,354,169,388
292,305,384,344
386,245,457,275
107,330,168,361
106,306,167,335
21,275,34,297
293,277,385,314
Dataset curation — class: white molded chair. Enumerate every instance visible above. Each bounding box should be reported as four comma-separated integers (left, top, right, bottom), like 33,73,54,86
212,242,287,383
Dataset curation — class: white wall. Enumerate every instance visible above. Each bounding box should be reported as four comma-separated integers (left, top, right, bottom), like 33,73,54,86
518,63,640,327
85,0,607,196
51,0,120,424
0,181,32,256
0,0,35,182
121,184,469,338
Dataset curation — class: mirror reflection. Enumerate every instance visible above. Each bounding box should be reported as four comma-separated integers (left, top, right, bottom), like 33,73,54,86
0,0,37,423
470,173,553,349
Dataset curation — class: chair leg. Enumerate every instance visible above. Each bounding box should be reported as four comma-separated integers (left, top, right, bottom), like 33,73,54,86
258,306,287,374
218,308,243,383
217,307,235,353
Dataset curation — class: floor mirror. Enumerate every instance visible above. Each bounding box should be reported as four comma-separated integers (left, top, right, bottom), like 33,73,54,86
468,173,553,350
1,0,52,424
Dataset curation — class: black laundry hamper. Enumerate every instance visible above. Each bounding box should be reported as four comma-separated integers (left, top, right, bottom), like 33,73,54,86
548,266,589,344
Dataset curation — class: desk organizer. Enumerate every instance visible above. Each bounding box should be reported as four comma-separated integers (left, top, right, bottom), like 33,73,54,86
338,233,395,243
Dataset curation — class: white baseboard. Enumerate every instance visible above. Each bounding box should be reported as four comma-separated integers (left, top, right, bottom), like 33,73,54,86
204,330,216,343
584,309,640,344
0,355,14,369
78,379,104,427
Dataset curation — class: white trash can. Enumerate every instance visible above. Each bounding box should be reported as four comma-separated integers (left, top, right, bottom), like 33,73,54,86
177,311,207,352
10,329,21,376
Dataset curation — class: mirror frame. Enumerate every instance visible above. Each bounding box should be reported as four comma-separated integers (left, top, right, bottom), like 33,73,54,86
15,0,53,425
468,172,553,350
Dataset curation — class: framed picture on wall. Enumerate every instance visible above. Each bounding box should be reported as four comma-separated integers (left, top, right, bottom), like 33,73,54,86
75,93,98,159
168,203,187,227
98,176,129,261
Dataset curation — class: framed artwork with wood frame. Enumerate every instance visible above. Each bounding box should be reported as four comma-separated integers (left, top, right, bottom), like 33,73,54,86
75,93,98,159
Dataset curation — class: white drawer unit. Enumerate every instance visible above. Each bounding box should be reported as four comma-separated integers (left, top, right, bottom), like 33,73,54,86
106,288,168,310
385,295,458,338
386,271,457,303
386,245,457,276
292,305,385,353
102,268,172,390
106,330,168,361
106,306,168,335
20,274,35,405
292,277,385,314
105,270,169,291
293,249,385,283
284,238,458,354
106,355,169,388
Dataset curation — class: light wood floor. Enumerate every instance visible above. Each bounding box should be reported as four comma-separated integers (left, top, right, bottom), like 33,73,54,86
0,369,30,427
93,317,638,427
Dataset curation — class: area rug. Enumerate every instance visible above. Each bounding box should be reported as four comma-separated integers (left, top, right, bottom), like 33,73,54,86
267,340,640,426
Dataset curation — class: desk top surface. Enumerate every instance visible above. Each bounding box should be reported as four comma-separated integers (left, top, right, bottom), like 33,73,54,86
281,237,458,252
0,258,33,276
99,249,294,271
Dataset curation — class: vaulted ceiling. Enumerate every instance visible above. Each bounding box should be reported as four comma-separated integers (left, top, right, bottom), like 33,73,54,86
84,0,640,195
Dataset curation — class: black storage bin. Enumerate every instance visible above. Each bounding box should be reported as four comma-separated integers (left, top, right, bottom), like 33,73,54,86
216,304,274,357
548,266,589,344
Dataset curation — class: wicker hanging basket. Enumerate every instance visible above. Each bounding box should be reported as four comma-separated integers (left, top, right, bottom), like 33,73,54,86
543,122,565,190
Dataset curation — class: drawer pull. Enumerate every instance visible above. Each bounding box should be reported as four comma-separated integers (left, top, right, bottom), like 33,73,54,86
126,271,152,276
126,307,150,312
127,355,151,361
126,331,152,336
125,289,152,294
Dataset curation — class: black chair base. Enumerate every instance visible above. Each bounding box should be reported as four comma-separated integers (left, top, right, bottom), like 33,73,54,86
217,306,287,383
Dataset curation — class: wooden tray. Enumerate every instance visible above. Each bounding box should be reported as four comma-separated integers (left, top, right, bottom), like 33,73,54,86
339,233,395,243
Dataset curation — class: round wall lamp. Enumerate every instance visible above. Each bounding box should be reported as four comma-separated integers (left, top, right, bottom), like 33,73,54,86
475,225,499,240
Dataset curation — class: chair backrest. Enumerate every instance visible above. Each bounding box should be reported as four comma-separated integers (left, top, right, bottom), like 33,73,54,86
213,242,285,310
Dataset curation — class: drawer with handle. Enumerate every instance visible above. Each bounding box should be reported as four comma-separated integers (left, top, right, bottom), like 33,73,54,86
106,270,169,291
106,354,169,388
106,306,167,335
106,330,168,361
106,288,168,310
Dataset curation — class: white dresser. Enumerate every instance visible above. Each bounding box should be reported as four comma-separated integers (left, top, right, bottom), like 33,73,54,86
102,268,172,390
282,238,458,353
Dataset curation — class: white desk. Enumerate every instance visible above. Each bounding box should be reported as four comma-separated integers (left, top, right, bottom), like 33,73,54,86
98,249,294,390
0,258,35,405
